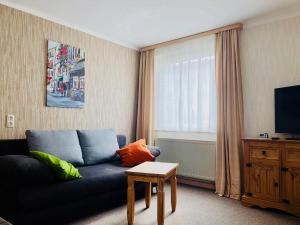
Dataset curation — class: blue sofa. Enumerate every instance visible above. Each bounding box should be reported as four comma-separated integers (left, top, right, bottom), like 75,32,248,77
0,133,160,225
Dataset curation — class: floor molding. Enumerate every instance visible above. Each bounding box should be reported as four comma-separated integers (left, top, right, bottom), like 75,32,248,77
176,176,215,190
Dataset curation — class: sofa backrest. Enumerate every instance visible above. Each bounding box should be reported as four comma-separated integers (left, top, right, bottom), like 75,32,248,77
0,139,29,156
0,135,126,156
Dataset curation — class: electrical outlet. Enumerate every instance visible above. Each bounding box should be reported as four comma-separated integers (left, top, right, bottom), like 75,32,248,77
6,114,14,128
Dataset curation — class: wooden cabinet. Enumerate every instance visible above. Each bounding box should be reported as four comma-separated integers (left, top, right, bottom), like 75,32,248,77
242,138,300,217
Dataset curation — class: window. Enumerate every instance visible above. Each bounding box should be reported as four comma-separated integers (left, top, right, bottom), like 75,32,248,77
154,35,216,133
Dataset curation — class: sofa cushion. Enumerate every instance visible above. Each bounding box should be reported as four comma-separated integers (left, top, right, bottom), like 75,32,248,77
0,155,56,185
12,161,130,211
77,129,119,165
26,130,84,166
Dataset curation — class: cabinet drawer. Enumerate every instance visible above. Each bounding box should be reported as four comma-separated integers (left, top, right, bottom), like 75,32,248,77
250,148,279,160
248,141,280,148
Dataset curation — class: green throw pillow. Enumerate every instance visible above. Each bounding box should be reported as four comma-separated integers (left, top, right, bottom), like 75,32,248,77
30,151,82,180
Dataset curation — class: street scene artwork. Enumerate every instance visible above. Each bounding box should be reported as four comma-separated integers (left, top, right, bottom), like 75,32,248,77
47,40,85,108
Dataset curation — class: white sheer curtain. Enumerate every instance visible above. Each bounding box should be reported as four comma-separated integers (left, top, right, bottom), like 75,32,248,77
154,35,216,133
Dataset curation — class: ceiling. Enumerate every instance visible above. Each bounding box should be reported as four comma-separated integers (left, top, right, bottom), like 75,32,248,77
0,0,299,49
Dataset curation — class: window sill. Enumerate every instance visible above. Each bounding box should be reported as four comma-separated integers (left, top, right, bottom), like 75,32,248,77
154,131,216,143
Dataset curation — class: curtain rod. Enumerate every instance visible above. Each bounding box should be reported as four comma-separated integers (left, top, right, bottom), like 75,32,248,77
140,23,243,52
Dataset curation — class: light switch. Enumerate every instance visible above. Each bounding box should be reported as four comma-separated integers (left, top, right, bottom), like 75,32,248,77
6,114,14,128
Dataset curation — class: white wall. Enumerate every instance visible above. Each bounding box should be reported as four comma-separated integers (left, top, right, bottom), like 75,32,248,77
241,15,300,138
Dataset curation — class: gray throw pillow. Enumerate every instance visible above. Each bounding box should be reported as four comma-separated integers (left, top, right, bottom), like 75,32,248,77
26,130,84,166
77,129,119,165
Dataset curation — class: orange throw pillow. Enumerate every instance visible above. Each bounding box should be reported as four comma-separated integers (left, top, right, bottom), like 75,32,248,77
116,139,155,167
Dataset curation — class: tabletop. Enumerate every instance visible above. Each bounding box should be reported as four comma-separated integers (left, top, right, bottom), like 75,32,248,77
126,161,178,177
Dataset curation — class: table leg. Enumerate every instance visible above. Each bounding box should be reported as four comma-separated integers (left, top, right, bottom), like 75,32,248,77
157,178,165,225
171,175,177,212
127,177,135,225
145,182,151,208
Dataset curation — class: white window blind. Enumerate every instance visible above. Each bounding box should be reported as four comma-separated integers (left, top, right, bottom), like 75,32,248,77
154,35,216,133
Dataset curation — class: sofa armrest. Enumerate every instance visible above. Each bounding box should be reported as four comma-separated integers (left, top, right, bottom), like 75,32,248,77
147,145,161,158
117,135,126,148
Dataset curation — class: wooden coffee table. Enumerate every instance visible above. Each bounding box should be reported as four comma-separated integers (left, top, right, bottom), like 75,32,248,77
126,161,179,225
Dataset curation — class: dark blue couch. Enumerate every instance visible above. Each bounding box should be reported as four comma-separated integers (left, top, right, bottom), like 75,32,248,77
0,135,160,225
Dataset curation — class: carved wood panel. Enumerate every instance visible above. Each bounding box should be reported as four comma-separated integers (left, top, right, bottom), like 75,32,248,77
287,167,300,206
249,162,279,202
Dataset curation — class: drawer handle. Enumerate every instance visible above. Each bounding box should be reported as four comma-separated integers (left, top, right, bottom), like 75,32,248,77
282,199,290,204
261,150,267,155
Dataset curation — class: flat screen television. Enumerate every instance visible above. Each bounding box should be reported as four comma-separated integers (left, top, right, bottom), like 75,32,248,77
275,85,300,134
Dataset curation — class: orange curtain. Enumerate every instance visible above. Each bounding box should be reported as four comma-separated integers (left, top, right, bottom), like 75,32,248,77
136,50,155,144
215,29,244,199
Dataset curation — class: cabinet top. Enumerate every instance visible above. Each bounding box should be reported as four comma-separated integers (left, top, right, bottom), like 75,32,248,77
242,137,300,143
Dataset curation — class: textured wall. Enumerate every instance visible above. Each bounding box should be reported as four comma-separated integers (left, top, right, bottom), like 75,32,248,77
241,16,300,138
0,4,139,140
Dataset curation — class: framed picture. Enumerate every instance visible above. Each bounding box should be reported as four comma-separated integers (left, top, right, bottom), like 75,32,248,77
47,40,85,108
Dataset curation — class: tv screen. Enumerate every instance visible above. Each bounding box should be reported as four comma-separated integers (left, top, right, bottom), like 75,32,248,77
275,85,300,134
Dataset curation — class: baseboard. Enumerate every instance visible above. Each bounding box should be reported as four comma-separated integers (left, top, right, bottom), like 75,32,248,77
176,175,215,190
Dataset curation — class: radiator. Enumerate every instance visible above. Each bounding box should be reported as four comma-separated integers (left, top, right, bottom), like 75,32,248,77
155,138,216,181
